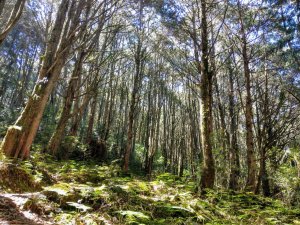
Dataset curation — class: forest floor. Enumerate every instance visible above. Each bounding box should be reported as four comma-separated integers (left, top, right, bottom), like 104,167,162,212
0,153,300,225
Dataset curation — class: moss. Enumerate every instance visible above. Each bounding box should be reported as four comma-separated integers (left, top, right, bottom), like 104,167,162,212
156,173,179,184
153,204,196,218
0,162,42,193
54,213,77,224
23,196,58,215
44,182,71,194
114,210,151,224
5,156,300,225
129,181,151,195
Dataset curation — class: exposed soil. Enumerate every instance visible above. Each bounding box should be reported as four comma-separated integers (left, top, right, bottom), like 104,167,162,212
0,193,54,225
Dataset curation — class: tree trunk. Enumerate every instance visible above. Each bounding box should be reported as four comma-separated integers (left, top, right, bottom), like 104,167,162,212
86,92,98,143
0,0,26,46
47,51,85,154
255,57,271,196
123,1,144,172
238,0,256,192
200,0,215,190
228,58,240,190
123,67,140,172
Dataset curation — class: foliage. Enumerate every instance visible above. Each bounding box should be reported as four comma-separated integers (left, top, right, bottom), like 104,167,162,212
271,148,300,206
1,156,299,224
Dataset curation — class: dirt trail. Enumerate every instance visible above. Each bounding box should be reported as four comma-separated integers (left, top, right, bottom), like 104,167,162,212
0,193,54,225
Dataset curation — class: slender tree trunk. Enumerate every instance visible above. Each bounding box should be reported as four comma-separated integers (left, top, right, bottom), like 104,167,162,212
69,85,90,136
162,92,168,171
170,97,176,172
86,92,98,143
228,58,240,190
47,51,85,154
144,81,152,174
256,58,271,196
238,1,256,192
200,0,215,190
123,63,141,172
243,44,256,192
69,76,81,136
123,1,144,172
0,0,26,46
103,67,116,141
144,79,161,177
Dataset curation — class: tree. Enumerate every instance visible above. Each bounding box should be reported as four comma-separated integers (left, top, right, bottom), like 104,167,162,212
236,0,256,192
199,0,215,189
0,0,26,46
0,0,86,159
123,0,147,172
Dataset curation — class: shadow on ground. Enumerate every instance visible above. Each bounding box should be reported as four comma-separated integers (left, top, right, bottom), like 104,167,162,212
0,195,42,225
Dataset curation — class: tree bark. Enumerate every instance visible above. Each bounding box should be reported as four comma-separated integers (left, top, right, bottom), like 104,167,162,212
47,51,85,155
123,61,141,172
200,0,215,190
123,1,144,172
0,0,26,46
237,0,256,192
86,93,98,144
228,58,240,190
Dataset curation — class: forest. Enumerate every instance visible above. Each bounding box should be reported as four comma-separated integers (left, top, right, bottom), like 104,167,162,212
0,0,300,224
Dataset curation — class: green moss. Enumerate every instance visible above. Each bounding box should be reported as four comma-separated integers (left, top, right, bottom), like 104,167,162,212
5,154,300,225
114,210,151,224
153,204,196,218
0,162,42,193
44,182,71,195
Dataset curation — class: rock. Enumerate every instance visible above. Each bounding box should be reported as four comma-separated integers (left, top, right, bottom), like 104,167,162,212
42,185,82,210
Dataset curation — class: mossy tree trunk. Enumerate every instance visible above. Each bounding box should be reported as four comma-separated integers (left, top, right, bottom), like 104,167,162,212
189,0,215,189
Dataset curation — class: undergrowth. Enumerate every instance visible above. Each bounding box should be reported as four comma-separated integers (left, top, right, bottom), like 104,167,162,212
0,152,300,224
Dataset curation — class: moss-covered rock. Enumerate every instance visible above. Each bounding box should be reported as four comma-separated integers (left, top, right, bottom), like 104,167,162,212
42,183,82,209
